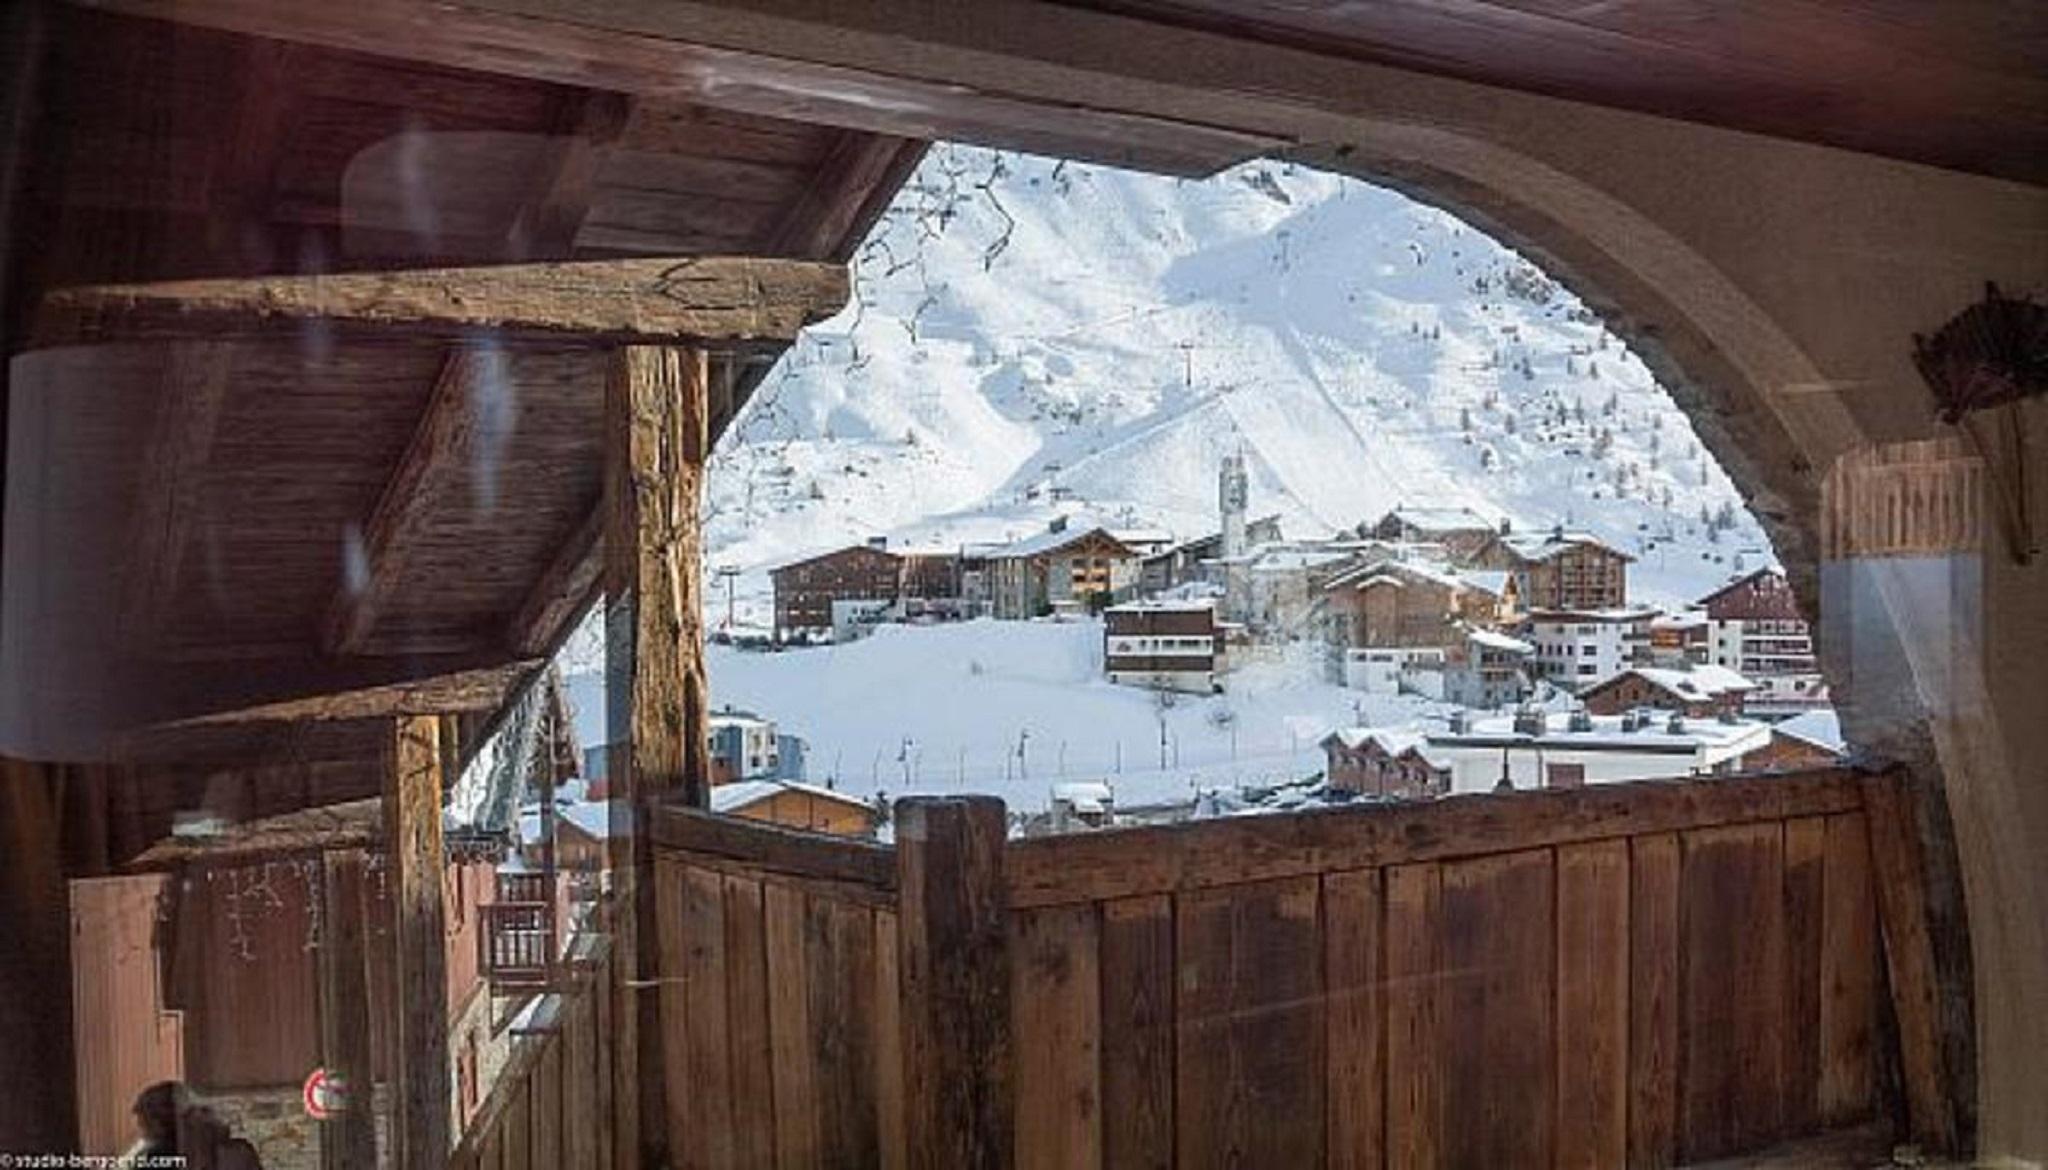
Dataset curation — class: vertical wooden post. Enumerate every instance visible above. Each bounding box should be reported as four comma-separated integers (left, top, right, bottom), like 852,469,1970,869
0,759,77,1152
1861,768,1960,1153
604,344,710,1170
320,848,378,1170
895,796,1014,1170
386,715,450,1170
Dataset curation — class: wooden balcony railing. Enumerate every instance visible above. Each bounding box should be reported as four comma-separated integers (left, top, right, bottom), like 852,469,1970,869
479,901,556,991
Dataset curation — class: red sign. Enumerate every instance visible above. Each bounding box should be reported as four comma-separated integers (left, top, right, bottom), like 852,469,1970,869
303,1068,348,1120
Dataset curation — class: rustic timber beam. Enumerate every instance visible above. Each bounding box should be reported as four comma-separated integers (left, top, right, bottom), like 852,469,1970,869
506,87,634,259
323,348,487,656
650,803,896,889
145,653,540,727
604,344,710,1170
62,0,1279,177
318,849,377,1170
117,343,232,648
385,715,451,1170
762,131,928,261
507,501,603,658
31,255,848,349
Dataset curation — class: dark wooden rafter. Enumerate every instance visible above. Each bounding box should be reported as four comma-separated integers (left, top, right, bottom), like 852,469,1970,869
324,347,487,655
119,342,232,647
507,500,602,657
207,35,297,264
507,87,634,259
149,653,539,727
31,255,849,349
763,130,928,262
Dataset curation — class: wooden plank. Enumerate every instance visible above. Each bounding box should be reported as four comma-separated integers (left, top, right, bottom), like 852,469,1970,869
1439,849,1554,1169
318,849,378,1170
809,896,879,1168
160,654,541,725
34,255,849,348
323,347,493,654
873,909,907,1170
1629,832,1681,1170
1099,894,1174,1170
503,1076,532,1170
762,131,927,261
595,946,617,1170
1174,876,1325,1170
386,714,451,1170
1006,770,1863,908
1555,840,1629,1170
1817,812,1880,1123
723,874,776,1170
118,343,232,648
565,990,599,1170
1780,817,1828,1134
896,797,1013,1170
1384,863,1441,1170
652,804,895,889
533,1039,564,1170
1322,869,1382,1170
679,865,735,1170
764,883,820,1170
1679,822,1787,1162
1858,772,1956,1151
507,88,634,257
1011,903,1102,1170
651,859,691,1170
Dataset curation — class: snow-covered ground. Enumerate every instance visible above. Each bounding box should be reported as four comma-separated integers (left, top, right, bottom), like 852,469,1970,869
699,619,1439,813
700,145,1774,626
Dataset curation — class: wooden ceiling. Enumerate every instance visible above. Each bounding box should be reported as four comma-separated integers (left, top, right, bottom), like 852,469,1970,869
1070,0,2048,186
1,9,919,785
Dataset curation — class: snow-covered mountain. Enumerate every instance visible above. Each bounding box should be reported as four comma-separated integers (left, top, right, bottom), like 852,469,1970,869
704,144,1772,620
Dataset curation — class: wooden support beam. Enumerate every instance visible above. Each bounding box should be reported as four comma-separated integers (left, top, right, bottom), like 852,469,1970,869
153,654,541,727
603,344,711,1170
507,502,603,658
896,796,1014,1170
385,715,451,1170
324,348,490,656
1861,769,1961,1154
319,849,378,1170
762,131,928,261
508,88,634,259
32,256,849,349
118,343,232,649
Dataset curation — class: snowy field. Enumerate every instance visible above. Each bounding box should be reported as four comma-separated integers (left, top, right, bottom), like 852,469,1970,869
564,618,1440,815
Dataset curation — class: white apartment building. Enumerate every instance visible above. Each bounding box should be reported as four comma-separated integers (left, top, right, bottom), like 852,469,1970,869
1423,708,1771,792
1524,606,1657,691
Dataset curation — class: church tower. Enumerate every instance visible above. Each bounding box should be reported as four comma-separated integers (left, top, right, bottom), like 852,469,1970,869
1219,450,1249,561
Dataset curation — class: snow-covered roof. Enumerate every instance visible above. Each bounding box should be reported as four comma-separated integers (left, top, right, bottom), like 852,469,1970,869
1461,570,1512,597
1651,611,1710,630
1052,781,1114,813
990,524,1131,559
708,710,774,731
1694,565,1789,607
1467,627,1535,654
1495,530,1635,564
520,799,619,844
1106,597,1216,614
1434,710,1767,751
1109,528,1175,547
1773,709,1846,755
1378,505,1498,532
1321,727,1450,767
1526,605,1659,623
769,543,901,575
709,779,874,816
1592,664,1756,699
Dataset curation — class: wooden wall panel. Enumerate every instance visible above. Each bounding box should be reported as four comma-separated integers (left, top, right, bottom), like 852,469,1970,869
1628,832,1681,1169
764,881,820,1170
1323,870,1382,1170
723,875,776,1169
808,896,879,1168
1818,812,1881,1122
1679,823,1787,1161
1100,894,1174,1170
1439,849,1555,1169
873,909,907,1170
1555,841,1628,1170
1175,876,1325,1170
1781,817,1828,1134
1011,903,1103,1170
70,873,184,1155
1384,864,1441,1170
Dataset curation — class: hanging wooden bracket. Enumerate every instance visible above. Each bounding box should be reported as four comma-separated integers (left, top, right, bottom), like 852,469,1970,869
1913,283,2045,565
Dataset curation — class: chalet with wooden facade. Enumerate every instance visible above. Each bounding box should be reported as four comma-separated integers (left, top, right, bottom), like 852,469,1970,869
709,778,880,836
1135,514,1282,594
1698,567,1819,678
1467,527,1633,610
1579,663,1757,717
770,542,905,638
1104,599,1223,693
1364,506,1502,561
1321,728,1453,799
1741,709,1850,771
987,521,1136,618
1321,557,1506,650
